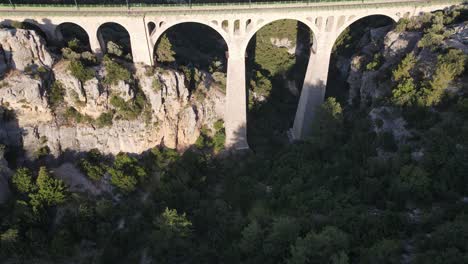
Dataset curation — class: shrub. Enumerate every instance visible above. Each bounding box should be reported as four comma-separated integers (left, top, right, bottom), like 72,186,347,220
152,77,162,92
423,49,467,106
81,51,97,66
96,112,114,127
79,149,106,181
392,78,417,106
68,60,94,83
62,47,81,61
392,53,416,82
64,107,93,124
366,53,383,71
48,81,66,110
213,119,225,153
107,41,123,57
67,38,80,52
102,56,131,86
110,93,146,121
35,146,50,159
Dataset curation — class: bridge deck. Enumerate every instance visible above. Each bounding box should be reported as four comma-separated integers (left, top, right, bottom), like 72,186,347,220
0,0,464,15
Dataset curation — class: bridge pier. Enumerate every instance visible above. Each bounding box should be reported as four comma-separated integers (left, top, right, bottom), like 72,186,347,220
225,45,249,150
291,34,334,140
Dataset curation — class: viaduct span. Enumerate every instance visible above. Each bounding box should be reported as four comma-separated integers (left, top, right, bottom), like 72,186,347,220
0,0,463,150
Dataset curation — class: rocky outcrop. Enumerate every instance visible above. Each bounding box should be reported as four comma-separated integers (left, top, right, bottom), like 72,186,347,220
0,28,225,158
0,28,53,75
0,71,53,126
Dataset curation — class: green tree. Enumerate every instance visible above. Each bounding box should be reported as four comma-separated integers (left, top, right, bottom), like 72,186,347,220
48,81,66,111
34,167,67,207
239,220,263,255
156,34,176,63
287,226,350,264
392,53,416,82
108,153,146,193
263,217,300,262
11,167,36,194
392,78,417,106
363,239,402,264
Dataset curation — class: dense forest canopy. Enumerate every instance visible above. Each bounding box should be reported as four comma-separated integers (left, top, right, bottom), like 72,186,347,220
0,4,468,264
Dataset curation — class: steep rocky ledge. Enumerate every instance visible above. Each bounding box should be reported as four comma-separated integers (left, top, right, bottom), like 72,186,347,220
0,28,225,159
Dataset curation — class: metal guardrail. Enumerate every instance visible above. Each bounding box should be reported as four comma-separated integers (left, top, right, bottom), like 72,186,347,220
0,0,465,11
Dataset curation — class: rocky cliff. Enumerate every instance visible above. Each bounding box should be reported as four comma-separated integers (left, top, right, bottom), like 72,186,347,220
340,17,468,146
0,28,225,159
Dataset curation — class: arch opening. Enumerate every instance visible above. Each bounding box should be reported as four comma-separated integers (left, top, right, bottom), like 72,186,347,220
327,15,395,106
153,22,227,72
97,22,132,61
152,22,229,148
245,19,314,152
148,22,156,35
56,22,91,52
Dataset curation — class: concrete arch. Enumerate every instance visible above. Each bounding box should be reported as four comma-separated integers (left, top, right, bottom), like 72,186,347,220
241,17,319,54
96,22,133,58
150,19,230,64
334,13,399,45
152,21,229,66
149,19,230,57
55,22,91,51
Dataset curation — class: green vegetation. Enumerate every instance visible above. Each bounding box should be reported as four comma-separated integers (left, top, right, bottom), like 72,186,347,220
68,60,95,83
392,49,467,107
110,93,147,120
64,106,93,124
10,166,67,214
1,6,468,264
48,81,66,110
78,149,107,181
108,153,147,193
156,34,176,64
96,111,114,127
194,119,225,153
102,56,131,85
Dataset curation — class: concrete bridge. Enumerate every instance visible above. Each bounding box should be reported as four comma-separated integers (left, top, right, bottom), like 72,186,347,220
0,0,463,150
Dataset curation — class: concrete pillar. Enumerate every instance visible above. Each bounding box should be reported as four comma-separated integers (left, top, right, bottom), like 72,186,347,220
290,34,334,140
225,44,249,150
129,18,152,65
90,31,102,56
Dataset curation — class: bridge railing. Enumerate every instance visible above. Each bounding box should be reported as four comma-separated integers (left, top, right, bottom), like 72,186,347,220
0,0,420,8
0,0,465,9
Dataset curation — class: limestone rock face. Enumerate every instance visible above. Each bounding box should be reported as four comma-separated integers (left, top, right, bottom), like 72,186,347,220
1,59,225,157
0,28,53,75
446,23,468,54
53,61,107,118
347,26,420,106
383,31,422,64
0,72,53,126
